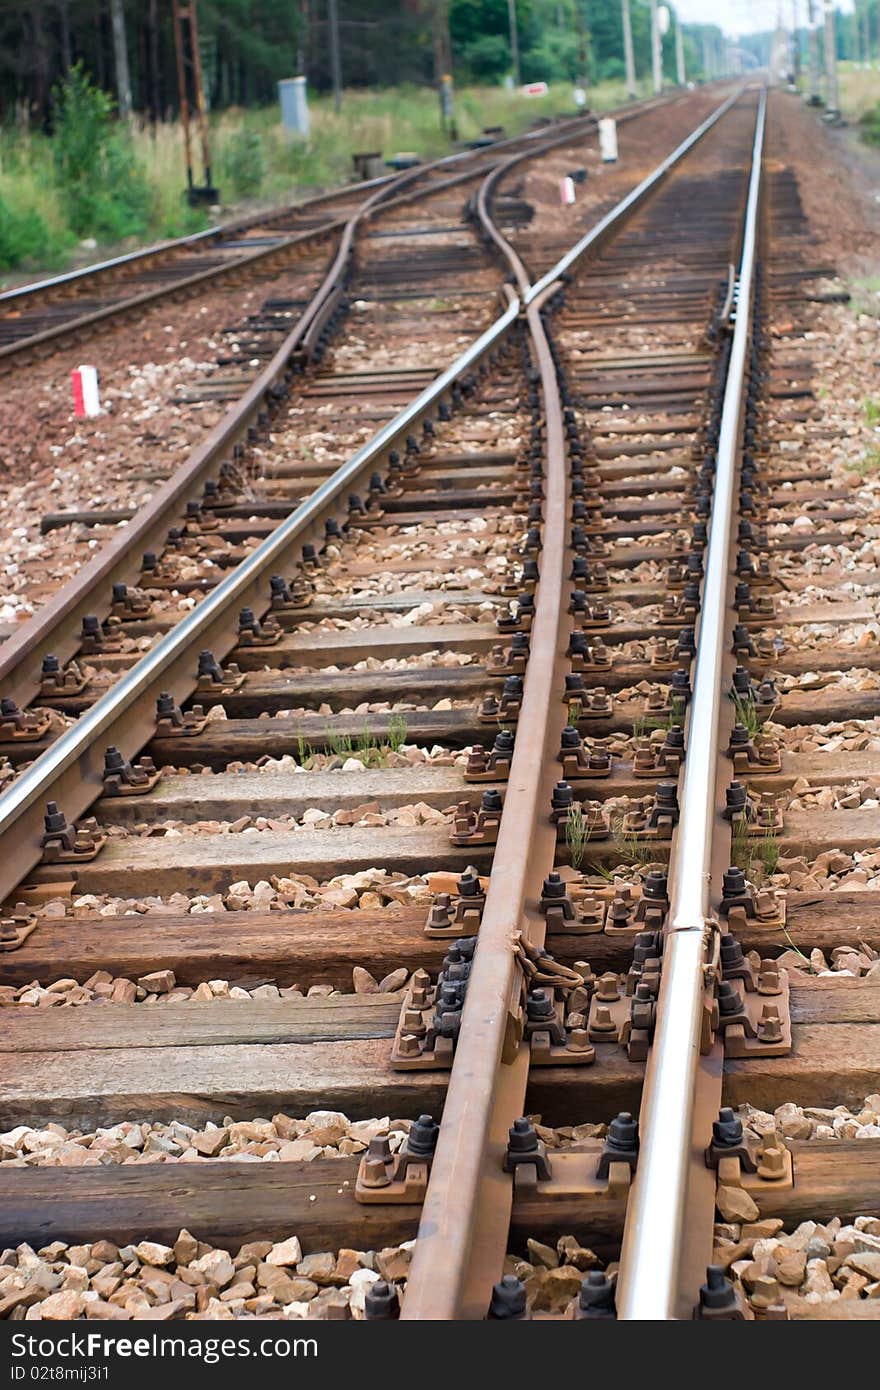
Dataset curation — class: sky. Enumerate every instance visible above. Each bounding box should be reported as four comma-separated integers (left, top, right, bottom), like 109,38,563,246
673,0,855,38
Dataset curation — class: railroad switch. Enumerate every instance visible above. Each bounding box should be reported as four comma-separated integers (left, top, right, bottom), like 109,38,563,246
0,699,52,744
354,1114,438,1205
110,583,154,622
39,656,90,700
40,802,106,864
154,692,209,739
102,746,162,797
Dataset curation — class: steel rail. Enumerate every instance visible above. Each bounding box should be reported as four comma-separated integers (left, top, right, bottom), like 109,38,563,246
616,86,767,1323
400,85,748,1323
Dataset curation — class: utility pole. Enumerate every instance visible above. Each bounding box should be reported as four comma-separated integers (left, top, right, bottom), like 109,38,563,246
622,0,637,97
508,0,521,85
823,0,840,112
328,0,342,112
791,0,801,81
675,13,686,84
702,29,712,78
650,0,663,92
109,0,132,118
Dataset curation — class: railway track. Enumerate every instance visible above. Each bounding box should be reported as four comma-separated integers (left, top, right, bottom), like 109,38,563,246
0,83,877,1326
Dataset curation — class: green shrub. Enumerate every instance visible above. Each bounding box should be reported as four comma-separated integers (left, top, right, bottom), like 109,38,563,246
51,63,153,240
460,34,512,81
860,103,880,147
222,126,266,198
0,197,52,270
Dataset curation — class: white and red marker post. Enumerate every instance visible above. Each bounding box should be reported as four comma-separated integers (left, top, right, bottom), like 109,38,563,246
71,364,101,418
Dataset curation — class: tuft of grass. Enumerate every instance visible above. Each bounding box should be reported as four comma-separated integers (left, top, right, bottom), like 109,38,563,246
732,691,762,738
608,812,656,872
564,804,590,871
729,818,779,886
632,698,686,742
325,727,355,760
730,814,751,874
757,828,780,880
864,398,880,428
388,713,408,753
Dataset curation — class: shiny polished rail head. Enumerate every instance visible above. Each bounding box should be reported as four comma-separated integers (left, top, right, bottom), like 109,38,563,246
616,86,768,1324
